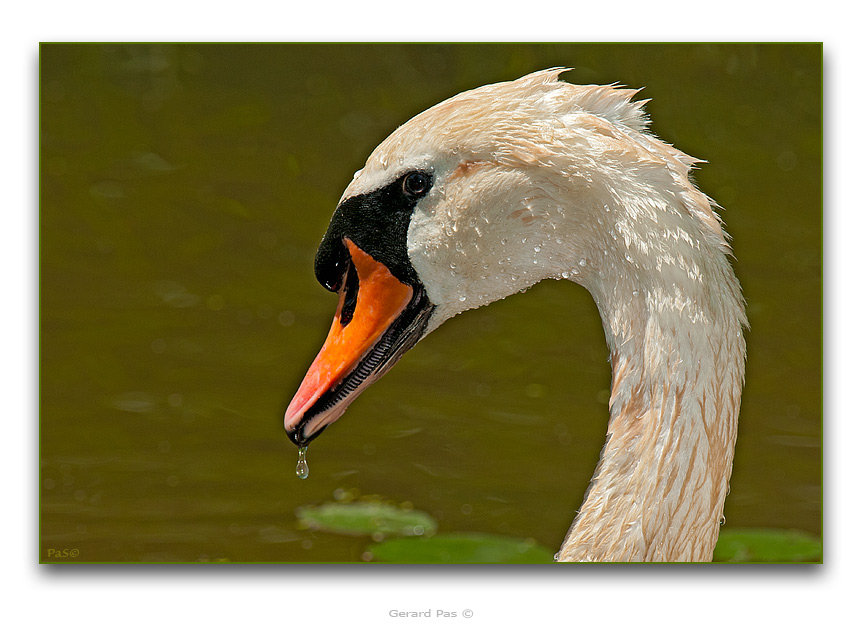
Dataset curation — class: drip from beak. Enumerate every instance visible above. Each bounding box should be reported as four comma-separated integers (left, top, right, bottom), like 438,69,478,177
284,238,433,447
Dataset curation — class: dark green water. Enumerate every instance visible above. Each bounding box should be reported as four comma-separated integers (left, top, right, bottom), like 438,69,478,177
40,43,821,563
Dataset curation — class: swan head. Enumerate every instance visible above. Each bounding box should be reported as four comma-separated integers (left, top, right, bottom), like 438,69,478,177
284,68,717,446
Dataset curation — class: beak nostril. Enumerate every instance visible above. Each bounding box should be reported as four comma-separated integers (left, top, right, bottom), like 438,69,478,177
339,262,359,326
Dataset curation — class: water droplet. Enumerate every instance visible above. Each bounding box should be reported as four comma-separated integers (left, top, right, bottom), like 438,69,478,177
561,271,570,279
719,514,726,526
458,295,466,302
578,258,587,267
533,245,542,253
296,446,309,480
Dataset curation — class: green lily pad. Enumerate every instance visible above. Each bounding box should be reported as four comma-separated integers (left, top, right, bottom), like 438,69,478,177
296,501,437,538
367,532,555,564
713,528,822,563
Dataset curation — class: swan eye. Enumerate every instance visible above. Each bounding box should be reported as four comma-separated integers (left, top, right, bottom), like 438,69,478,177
402,171,432,198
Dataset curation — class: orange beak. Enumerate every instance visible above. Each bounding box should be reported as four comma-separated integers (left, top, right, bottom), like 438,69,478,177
284,238,423,445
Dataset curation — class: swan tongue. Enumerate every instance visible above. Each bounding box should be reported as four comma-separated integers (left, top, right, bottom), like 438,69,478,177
284,238,431,447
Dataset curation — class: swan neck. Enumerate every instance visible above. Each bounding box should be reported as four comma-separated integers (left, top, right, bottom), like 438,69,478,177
557,262,746,562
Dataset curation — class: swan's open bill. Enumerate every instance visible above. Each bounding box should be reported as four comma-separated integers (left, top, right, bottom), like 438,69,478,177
283,69,747,562
284,235,434,447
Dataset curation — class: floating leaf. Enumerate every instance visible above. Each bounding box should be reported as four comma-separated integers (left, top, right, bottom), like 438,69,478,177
713,528,822,563
367,532,555,564
296,501,437,538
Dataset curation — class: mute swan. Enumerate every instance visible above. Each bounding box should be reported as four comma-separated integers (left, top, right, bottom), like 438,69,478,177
284,69,747,562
